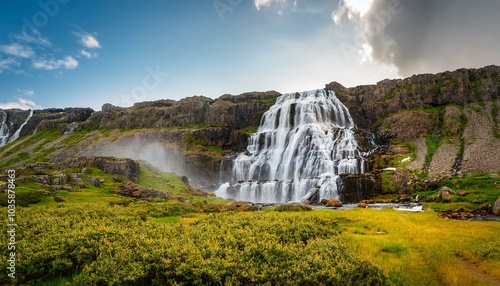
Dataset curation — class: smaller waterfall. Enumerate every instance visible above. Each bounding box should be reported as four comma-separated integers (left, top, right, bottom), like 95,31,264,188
0,109,33,147
216,89,367,203
9,109,33,143
0,112,11,146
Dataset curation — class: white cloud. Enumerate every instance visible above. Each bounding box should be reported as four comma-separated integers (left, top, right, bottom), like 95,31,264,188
73,31,101,49
33,56,78,70
332,0,500,76
0,43,35,58
332,0,374,23
0,58,20,73
62,56,78,69
254,0,330,14
17,89,35,96
0,98,42,110
254,0,291,11
254,0,274,10
11,29,51,47
80,49,98,59
81,34,101,48
0,28,92,76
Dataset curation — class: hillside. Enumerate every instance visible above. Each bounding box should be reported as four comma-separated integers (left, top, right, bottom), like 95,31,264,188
1,66,500,286
0,66,499,208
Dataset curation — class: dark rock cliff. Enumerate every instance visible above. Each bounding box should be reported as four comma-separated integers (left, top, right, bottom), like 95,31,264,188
326,65,500,130
327,65,500,199
0,108,94,139
80,91,280,131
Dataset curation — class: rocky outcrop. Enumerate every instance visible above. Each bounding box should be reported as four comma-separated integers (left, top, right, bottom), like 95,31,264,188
115,181,170,200
462,102,500,173
493,197,500,216
339,173,382,203
81,91,280,131
327,65,500,130
438,186,456,202
325,66,500,197
28,108,94,134
50,156,140,182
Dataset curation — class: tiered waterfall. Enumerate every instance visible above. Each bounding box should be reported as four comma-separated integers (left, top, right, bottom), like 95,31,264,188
216,89,366,203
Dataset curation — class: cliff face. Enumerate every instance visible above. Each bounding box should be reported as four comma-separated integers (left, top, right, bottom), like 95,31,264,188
1,66,499,197
327,65,500,130
0,107,94,147
327,65,500,198
82,91,280,131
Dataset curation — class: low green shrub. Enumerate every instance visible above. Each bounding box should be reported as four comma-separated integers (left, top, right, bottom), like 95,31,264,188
0,191,43,206
0,204,389,285
275,203,312,212
381,243,406,256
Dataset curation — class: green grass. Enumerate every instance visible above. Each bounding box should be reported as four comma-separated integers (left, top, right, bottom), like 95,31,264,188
0,129,62,165
425,134,443,166
137,165,226,203
183,133,225,158
384,83,414,100
381,243,406,257
492,103,500,138
320,208,500,286
242,126,258,135
432,78,458,93
458,111,468,158
1,158,224,209
415,173,500,211
138,165,190,196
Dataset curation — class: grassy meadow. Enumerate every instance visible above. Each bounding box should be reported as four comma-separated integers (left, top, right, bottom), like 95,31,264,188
1,200,499,285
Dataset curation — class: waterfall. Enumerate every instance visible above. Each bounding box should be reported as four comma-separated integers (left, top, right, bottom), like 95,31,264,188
9,109,33,143
216,89,366,203
0,109,33,147
0,112,10,146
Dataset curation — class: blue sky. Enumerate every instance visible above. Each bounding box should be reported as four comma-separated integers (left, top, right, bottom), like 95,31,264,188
1,0,499,110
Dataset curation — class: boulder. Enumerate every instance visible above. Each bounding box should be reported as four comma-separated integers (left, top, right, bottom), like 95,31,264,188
52,173,68,185
493,197,500,216
301,187,320,203
116,181,169,200
63,122,79,135
439,186,455,202
357,202,369,208
33,175,50,185
325,199,343,207
340,173,381,203
87,176,104,188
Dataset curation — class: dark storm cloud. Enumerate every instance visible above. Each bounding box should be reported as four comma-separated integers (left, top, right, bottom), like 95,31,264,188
339,0,500,76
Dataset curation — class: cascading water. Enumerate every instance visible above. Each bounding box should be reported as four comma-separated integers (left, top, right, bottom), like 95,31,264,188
216,89,366,203
0,109,33,147
0,111,10,147
9,109,33,143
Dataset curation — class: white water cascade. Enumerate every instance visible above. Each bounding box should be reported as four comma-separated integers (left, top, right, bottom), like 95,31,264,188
10,109,33,143
0,112,10,147
0,109,33,147
216,89,367,203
